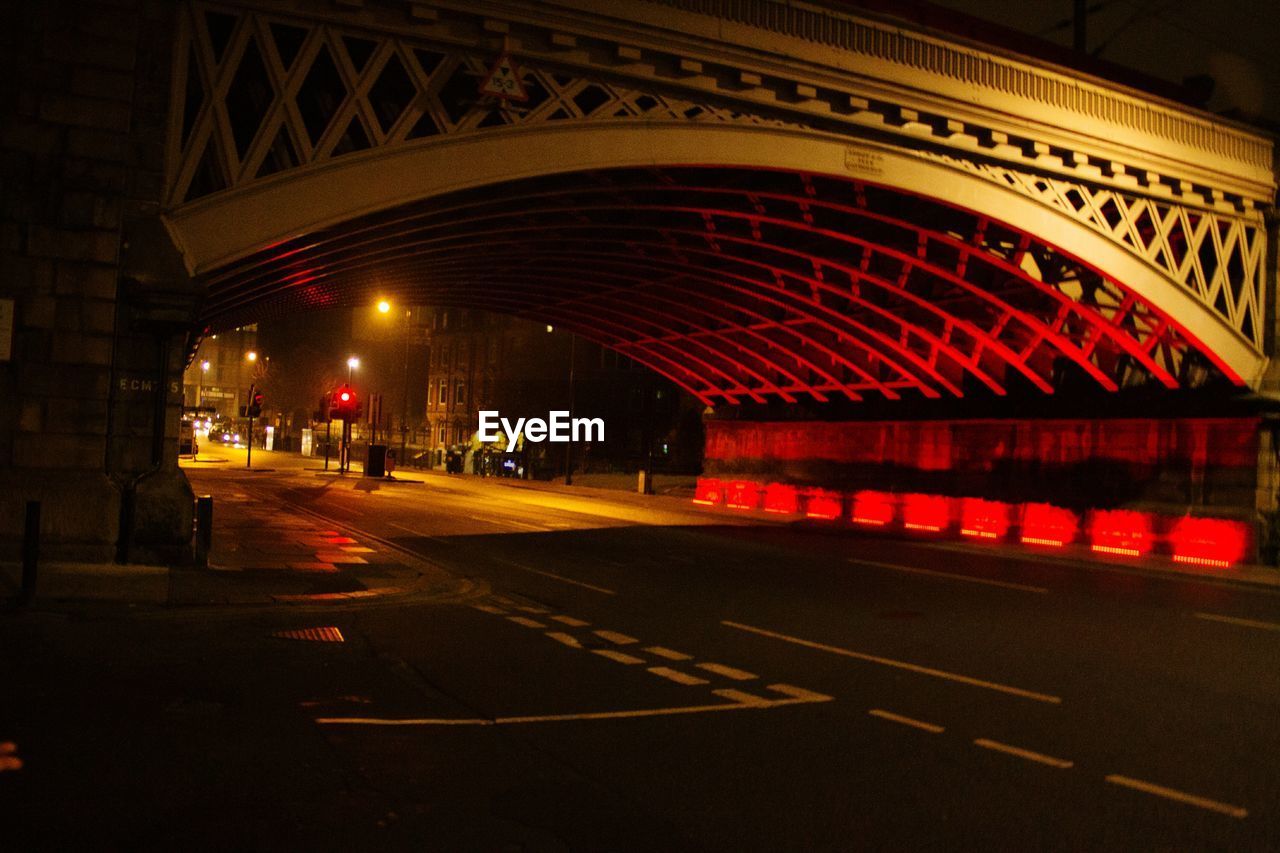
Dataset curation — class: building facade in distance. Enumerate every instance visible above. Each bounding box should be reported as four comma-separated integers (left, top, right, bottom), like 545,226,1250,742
421,308,702,476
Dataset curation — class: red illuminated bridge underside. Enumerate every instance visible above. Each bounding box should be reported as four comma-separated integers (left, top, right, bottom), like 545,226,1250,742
199,167,1236,406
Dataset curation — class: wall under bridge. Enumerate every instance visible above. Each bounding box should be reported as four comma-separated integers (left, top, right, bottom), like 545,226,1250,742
703,415,1280,561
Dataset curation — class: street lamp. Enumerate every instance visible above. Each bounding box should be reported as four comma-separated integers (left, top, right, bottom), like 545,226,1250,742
375,299,415,464
245,350,257,362
347,356,359,382
197,360,209,412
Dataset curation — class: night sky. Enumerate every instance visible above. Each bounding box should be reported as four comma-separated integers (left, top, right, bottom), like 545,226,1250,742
930,0,1280,125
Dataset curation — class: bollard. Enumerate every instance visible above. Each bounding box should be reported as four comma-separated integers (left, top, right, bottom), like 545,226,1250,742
195,495,213,569
19,501,39,605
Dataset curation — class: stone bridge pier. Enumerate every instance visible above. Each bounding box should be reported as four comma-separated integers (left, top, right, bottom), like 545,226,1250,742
1,0,196,563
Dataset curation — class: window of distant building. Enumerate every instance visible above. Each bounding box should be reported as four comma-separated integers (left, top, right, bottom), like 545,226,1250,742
455,381,466,406
438,423,446,444
437,379,447,406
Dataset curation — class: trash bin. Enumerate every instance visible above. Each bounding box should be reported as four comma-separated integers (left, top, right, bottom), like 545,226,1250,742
366,444,388,477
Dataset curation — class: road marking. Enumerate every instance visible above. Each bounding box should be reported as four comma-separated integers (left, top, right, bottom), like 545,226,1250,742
506,616,546,629
272,626,345,643
696,662,758,681
471,604,507,615
551,615,591,627
545,631,582,648
645,646,692,661
766,683,835,702
514,605,551,614
1193,612,1280,632
471,515,548,532
314,552,368,564
713,688,769,706
594,629,639,645
592,649,646,665
387,522,451,544
491,558,617,595
868,709,944,733
974,738,1073,768
316,688,833,727
850,559,1049,594
1105,774,1247,818
648,666,710,686
722,620,1061,704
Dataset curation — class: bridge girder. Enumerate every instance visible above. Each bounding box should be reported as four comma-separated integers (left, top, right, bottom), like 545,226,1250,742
200,167,1238,405
164,0,1276,400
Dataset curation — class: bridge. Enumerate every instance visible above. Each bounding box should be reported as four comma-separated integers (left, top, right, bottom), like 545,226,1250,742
1,0,1276,562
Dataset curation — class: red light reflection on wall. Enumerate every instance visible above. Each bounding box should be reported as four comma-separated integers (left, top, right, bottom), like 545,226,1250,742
1168,517,1247,568
693,477,723,506
804,489,843,520
1019,503,1078,547
901,493,951,532
959,498,1010,540
725,480,762,510
763,483,800,514
1089,509,1154,557
851,490,895,526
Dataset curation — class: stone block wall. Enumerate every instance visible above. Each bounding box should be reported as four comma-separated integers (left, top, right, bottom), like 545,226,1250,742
0,0,195,563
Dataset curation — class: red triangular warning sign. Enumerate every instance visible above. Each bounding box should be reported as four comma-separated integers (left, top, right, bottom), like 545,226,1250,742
479,52,528,102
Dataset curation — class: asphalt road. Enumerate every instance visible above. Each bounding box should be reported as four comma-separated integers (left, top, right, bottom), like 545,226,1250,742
4,446,1280,851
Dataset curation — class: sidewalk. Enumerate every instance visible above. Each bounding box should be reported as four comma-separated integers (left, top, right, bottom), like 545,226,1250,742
0,475,472,608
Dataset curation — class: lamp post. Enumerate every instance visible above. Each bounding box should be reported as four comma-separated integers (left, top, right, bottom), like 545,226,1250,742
198,359,209,411
377,299,415,466
347,355,359,383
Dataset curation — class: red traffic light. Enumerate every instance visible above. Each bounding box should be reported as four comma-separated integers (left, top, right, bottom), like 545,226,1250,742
331,385,358,419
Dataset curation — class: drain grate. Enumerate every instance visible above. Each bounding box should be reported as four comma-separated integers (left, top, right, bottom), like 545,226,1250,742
272,626,345,642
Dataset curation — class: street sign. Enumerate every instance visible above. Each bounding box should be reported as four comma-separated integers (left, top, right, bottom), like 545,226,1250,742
478,52,528,102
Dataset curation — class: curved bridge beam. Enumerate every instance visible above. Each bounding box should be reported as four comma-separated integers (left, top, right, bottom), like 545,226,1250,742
168,124,1265,388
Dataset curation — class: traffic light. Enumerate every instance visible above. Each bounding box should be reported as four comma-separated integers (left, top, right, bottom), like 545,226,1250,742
247,390,264,418
331,385,358,420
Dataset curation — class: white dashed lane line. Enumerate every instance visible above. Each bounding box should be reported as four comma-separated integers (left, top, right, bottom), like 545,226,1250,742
695,662,757,681
973,738,1073,769
592,649,646,665
545,632,583,648
646,646,692,661
593,630,639,645
1105,774,1248,819
648,667,710,686
868,709,944,734
551,615,590,627
722,620,1061,704
506,616,546,629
